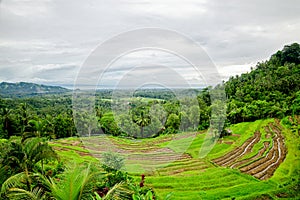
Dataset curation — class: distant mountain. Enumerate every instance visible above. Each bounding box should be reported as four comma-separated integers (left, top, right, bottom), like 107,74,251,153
0,82,70,97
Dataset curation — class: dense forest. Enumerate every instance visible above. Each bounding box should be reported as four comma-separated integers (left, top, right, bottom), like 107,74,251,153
0,43,299,140
0,43,299,199
226,43,300,123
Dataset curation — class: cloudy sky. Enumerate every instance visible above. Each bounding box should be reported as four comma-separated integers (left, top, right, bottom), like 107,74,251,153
0,0,299,89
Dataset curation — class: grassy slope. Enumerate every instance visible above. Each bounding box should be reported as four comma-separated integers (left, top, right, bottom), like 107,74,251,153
50,119,299,199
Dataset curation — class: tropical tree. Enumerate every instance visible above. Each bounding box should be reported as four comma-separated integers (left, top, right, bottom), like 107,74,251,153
100,112,121,136
165,113,180,134
0,137,58,199
1,137,57,176
49,164,101,200
1,108,13,138
22,119,45,141
188,105,200,130
18,103,32,134
115,114,140,137
1,170,49,200
129,103,152,138
53,114,76,138
179,111,189,132
135,110,151,138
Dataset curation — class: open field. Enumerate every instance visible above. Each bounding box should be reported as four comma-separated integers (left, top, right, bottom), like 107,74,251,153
50,118,300,199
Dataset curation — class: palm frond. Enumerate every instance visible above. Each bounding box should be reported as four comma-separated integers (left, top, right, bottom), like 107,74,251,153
104,182,133,200
1,172,28,194
7,187,45,200
0,165,10,185
32,172,53,193
51,164,99,200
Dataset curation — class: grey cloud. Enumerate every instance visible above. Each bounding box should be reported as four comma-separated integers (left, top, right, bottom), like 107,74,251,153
0,0,299,87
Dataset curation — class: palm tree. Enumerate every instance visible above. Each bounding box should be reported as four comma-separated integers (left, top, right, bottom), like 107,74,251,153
22,119,44,141
1,137,58,176
94,182,133,200
1,108,13,138
24,137,58,174
1,137,58,199
49,164,101,200
1,164,133,200
18,103,31,134
135,110,151,138
44,114,56,139
1,171,45,199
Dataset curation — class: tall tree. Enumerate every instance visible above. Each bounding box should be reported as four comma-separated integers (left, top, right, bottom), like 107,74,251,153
135,110,151,138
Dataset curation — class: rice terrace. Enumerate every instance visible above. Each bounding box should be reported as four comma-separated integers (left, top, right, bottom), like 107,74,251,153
0,2,300,198
0,43,300,199
50,117,299,199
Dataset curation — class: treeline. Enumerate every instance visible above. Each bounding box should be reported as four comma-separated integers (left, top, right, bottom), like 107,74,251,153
226,43,300,123
0,90,208,139
0,96,76,139
0,43,299,139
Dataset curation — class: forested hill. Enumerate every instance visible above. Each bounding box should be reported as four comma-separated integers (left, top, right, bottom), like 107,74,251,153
0,82,70,97
225,43,300,124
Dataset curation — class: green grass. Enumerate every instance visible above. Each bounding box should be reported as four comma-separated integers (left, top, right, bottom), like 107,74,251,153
204,120,262,160
49,143,90,153
56,149,98,163
166,136,195,154
237,120,273,160
146,168,276,199
271,120,300,183
51,119,299,199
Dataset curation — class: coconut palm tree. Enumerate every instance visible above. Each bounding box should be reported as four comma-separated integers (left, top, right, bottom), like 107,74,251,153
1,137,57,177
1,108,13,138
0,137,57,199
49,164,103,200
22,119,45,141
135,110,151,138
18,103,31,134
0,170,49,199
1,164,134,200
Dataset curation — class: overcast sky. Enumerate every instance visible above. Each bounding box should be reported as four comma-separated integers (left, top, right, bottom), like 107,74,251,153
0,0,299,89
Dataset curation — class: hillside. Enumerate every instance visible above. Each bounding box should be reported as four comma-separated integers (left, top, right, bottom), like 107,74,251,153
0,82,70,97
225,43,300,124
50,118,300,199
0,43,299,199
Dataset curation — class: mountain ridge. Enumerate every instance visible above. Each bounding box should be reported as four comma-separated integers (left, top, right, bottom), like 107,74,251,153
0,82,70,97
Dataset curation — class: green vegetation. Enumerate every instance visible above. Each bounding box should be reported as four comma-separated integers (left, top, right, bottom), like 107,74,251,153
48,118,299,199
226,43,300,123
0,136,157,199
0,82,70,98
0,43,299,199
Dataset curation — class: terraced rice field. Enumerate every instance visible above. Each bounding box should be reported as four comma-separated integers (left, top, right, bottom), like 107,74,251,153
50,118,300,199
213,120,287,180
